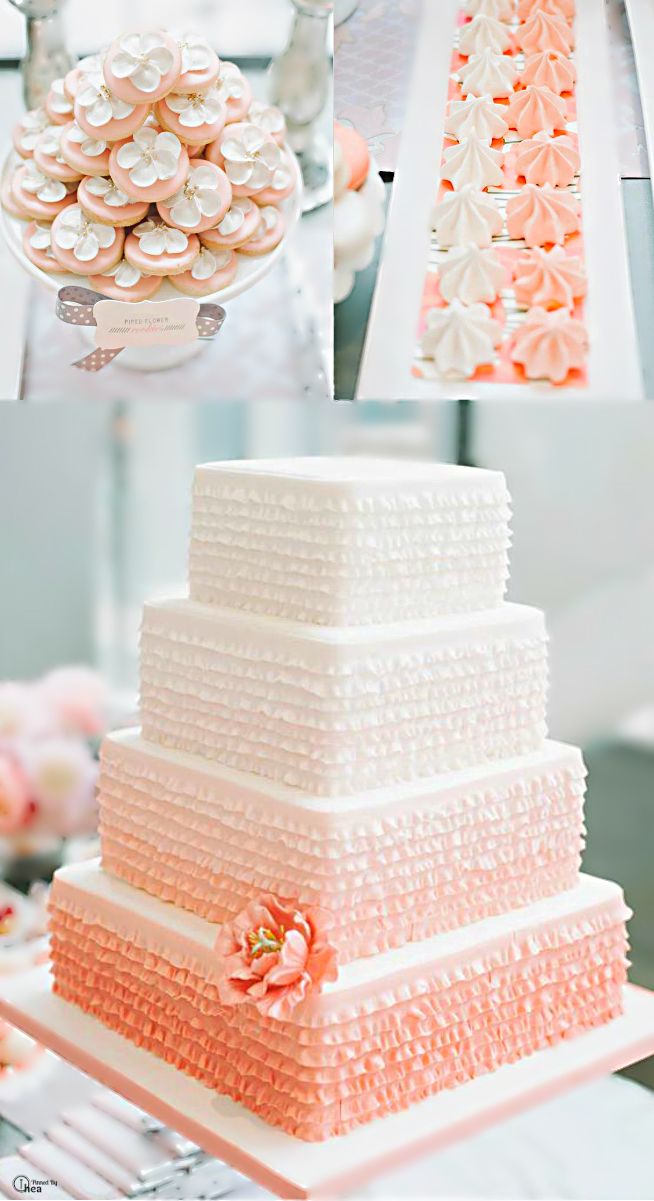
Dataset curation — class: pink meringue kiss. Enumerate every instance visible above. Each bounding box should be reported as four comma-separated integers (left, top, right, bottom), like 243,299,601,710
155,90,228,147
506,85,568,138
507,183,580,246
156,161,232,234
520,51,576,94
103,31,182,105
200,197,261,249
51,204,125,275
60,123,111,177
33,130,83,183
170,246,238,295
23,221,60,273
238,205,286,256
511,306,587,383
174,34,220,94
516,11,575,55
513,246,587,309
518,0,575,19
12,165,77,221
110,129,190,203
515,132,580,187
89,259,164,301
124,219,200,276
77,176,150,227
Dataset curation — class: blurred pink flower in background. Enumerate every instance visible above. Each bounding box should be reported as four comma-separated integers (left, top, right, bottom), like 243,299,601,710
39,666,109,737
0,757,30,836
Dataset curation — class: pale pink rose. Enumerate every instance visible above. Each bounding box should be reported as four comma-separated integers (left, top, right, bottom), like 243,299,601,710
25,738,96,835
0,755,30,835
214,896,338,1020
38,666,108,736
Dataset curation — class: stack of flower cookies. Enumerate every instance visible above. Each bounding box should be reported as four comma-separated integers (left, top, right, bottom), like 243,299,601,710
4,31,297,300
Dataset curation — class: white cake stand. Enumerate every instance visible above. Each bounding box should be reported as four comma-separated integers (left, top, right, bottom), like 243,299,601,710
1,150,303,372
1,969,653,1200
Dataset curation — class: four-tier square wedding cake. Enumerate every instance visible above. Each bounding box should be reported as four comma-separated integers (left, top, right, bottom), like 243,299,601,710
48,458,630,1142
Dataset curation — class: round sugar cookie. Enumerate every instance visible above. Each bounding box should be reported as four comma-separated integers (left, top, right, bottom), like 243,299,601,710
199,196,260,249
156,160,231,233
23,221,60,273
12,108,49,159
51,204,125,275
45,78,74,125
74,72,149,143
247,100,287,146
252,153,297,206
60,122,111,177
12,164,77,221
238,205,286,256
155,89,227,147
77,176,150,227
103,31,182,105
33,127,83,183
2,173,29,219
110,128,190,203
89,258,163,301
334,122,370,191
174,33,220,93
64,54,104,103
124,219,200,276
206,121,288,198
214,61,252,123
170,245,237,295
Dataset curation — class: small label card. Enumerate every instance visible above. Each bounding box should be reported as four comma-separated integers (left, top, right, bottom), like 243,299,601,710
94,297,200,349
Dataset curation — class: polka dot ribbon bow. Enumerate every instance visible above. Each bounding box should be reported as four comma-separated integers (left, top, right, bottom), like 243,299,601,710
55,285,226,372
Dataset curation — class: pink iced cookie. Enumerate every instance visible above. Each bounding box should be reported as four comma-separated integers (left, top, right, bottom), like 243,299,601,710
124,219,200,276
206,121,289,199
214,61,252,123
200,197,260,249
33,126,83,183
60,122,111,177
171,245,237,295
64,54,103,102
247,101,287,146
12,163,77,221
51,204,125,274
110,128,190,203
12,108,49,159
23,221,60,273
78,176,149,227
45,78,74,125
2,174,29,219
174,32,220,93
155,89,227,147
104,31,182,105
156,160,231,233
253,151,297,205
74,70,149,142
238,205,286,256
89,258,163,301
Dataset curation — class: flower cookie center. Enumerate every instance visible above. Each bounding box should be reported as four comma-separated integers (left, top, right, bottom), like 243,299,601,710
247,925,285,958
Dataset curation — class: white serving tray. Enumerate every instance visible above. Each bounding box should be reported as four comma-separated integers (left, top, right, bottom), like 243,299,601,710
358,0,642,402
1,970,654,1200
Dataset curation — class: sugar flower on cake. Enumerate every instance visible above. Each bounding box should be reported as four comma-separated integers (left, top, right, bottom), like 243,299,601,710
214,61,249,103
506,183,580,246
167,164,226,228
192,246,231,280
220,124,286,190
29,223,54,256
438,244,506,305
513,246,587,310
516,11,575,56
459,14,512,56
465,0,514,18
116,128,182,186
520,50,576,95
445,95,509,142
110,32,176,94
0,756,29,836
175,31,216,74
459,49,517,99
214,895,338,1020
506,85,568,139
421,300,503,378
133,219,189,255
76,71,136,125
441,136,504,190
432,185,503,247
105,259,143,288
218,198,255,236
16,108,49,154
511,307,587,383
67,122,107,158
165,89,224,129
22,162,67,203
85,177,132,207
54,205,117,262
515,132,580,188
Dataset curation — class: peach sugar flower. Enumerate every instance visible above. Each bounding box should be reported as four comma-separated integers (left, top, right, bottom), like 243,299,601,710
214,895,338,1020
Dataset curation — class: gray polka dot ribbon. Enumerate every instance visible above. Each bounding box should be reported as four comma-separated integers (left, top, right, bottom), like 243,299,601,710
56,286,226,372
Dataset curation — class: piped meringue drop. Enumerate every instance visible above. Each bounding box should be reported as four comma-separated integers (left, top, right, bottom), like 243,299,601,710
507,183,580,246
520,50,576,95
459,49,517,99
465,0,515,19
421,300,503,378
438,244,506,304
511,306,587,382
445,95,509,141
517,11,575,56
506,84,568,138
513,246,587,309
432,185,504,247
459,14,513,56
441,136,504,190
518,0,575,19
515,132,579,187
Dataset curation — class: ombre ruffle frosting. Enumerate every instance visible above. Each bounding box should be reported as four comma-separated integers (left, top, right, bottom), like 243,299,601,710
139,599,548,796
99,731,587,964
49,864,630,1142
189,459,511,625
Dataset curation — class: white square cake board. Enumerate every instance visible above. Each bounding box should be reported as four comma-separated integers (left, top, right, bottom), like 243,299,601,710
1,970,654,1199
